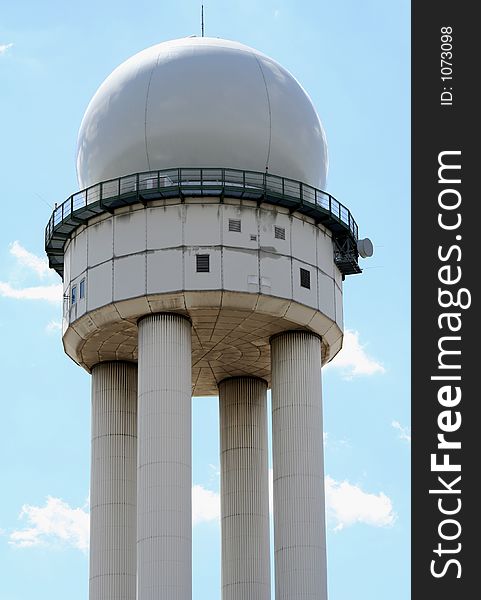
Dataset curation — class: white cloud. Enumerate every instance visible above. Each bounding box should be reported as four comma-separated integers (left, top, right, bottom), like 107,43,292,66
325,476,395,531
10,241,51,278
0,242,61,304
9,497,89,552
392,420,411,443
270,469,394,531
192,484,220,525
208,463,220,482
325,329,385,379
10,485,221,554
11,485,221,554
45,320,62,334
0,281,62,303
324,432,351,450
0,43,13,55
10,475,394,553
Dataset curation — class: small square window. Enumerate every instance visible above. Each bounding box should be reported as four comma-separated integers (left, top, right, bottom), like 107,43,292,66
196,254,210,273
250,234,257,241
71,285,78,305
300,268,311,289
228,218,241,232
79,278,86,299
274,226,286,240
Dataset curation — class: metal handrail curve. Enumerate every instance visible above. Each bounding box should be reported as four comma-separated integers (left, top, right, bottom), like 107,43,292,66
45,167,360,277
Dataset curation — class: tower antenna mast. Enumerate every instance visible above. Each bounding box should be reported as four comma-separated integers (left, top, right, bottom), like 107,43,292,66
201,5,204,37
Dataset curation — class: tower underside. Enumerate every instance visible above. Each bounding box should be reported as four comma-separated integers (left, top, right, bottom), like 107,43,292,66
59,193,345,395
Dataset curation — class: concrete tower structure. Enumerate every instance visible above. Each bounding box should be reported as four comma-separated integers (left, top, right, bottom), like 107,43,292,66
46,37,372,600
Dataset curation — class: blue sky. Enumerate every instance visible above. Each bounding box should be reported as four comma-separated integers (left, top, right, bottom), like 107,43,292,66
0,1,410,599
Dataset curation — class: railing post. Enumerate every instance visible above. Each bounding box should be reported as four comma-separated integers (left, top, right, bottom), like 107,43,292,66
136,173,140,199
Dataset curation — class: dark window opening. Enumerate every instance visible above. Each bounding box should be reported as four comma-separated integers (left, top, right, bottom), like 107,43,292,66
79,278,86,299
300,268,311,289
196,254,210,273
71,285,78,305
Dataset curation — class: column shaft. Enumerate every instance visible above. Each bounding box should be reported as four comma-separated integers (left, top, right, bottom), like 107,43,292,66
90,361,137,600
219,377,271,600
137,313,192,600
270,331,327,600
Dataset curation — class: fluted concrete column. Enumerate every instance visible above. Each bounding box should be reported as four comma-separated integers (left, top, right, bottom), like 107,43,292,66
270,331,327,600
89,361,137,600
219,377,271,600
137,313,192,600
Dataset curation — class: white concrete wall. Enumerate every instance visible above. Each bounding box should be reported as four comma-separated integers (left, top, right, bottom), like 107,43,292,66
89,361,137,600
63,199,342,331
137,314,192,600
219,377,270,600
270,331,327,600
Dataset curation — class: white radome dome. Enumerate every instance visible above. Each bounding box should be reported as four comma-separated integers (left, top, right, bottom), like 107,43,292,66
76,37,328,190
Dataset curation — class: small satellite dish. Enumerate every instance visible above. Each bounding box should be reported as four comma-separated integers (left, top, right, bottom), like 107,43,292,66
357,238,374,258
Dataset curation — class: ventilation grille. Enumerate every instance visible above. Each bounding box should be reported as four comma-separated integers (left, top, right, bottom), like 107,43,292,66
196,254,210,273
300,268,311,289
228,218,241,232
274,226,286,240
250,234,257,241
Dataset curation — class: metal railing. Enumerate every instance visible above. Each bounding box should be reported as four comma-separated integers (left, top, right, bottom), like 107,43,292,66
45,167,360,277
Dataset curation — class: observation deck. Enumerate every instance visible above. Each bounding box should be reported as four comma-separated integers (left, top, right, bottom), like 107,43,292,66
45,167,361,278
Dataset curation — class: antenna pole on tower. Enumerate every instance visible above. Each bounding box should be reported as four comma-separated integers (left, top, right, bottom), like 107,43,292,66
201,5,204,37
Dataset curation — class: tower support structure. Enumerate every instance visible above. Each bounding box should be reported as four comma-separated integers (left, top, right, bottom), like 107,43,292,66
219,376,271,600
270,331,328,600
137,313,192,600
44,33,374,600
89,361,138,600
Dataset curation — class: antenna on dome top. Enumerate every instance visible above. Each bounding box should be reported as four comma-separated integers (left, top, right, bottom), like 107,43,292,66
201,5,205,37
